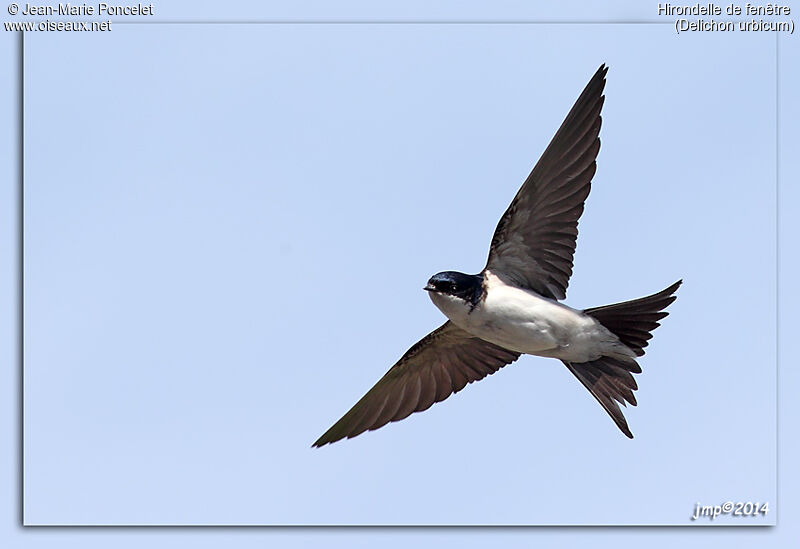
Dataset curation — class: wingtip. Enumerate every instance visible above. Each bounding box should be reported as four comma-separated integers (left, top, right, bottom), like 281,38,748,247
311,435,328,448
589,64,609,97
313,428,354,448
654,279,683,299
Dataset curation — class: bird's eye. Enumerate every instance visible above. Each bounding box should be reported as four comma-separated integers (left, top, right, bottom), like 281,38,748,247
450,283,458,292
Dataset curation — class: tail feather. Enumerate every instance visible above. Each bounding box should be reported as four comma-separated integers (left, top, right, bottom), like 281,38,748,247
563,358,638,437
584,280,682,357
563,280,682,438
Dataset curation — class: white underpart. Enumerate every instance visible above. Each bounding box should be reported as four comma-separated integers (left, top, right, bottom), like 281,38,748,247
429,271,634,363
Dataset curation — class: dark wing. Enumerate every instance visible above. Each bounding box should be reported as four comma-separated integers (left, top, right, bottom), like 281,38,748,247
485,64,608,300
312,321,520,447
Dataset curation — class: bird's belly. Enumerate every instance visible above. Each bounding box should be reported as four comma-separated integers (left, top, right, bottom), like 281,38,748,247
456,289,597,359
466,305,564,355
470,316,558,354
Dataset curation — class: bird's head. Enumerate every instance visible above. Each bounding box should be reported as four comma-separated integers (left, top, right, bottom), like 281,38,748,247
424,271,483,304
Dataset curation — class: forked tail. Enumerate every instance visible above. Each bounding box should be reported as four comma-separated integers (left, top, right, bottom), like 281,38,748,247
562,280,682,438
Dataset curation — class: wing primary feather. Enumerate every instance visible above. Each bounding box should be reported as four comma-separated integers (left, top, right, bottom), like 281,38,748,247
485,64,608,300
312,322,520,447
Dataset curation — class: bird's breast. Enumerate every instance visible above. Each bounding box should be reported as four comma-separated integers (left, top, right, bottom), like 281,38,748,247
466,285,574,354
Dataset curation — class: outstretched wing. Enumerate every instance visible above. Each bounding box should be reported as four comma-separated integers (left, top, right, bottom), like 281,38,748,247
313,321,520,447
485,64,608,300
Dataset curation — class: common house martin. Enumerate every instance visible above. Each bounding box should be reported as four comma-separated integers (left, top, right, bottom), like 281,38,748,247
313,64,680,447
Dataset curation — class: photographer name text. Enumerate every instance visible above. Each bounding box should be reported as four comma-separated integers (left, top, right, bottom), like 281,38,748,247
18,2,152,16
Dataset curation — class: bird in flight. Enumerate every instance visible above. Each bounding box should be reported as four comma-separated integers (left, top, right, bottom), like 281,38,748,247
313,64,680,447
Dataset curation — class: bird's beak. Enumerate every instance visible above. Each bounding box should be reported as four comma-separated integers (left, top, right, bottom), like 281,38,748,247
423,283,437,292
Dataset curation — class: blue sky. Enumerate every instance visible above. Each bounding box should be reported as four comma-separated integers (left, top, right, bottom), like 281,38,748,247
2,0,799,546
